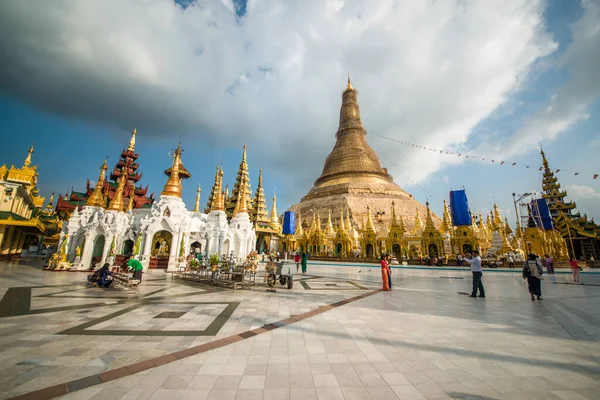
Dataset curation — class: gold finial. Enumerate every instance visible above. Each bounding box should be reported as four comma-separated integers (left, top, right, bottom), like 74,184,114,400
193,184,201,212
390,201,399,229
86,159,108,207
108,171,128,211
258,168,263,187
162,143,191,198
242,143,247,162
339,207,346,231
346,73,354,91
46,192,55,209
269,188,280,229
125,185,135,212
128,128,137,152
23,143,34,167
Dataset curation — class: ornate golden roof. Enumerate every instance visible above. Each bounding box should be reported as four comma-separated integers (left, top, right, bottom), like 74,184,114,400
227,144,253,217
162,144,191,198
251,169,269,224
128,128,137,152
211,167,226,211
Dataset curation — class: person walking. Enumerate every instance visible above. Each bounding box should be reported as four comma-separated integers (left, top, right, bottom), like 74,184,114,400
523,253,543,301
457,254,463,266
570,257,581,284
508,253,515,269
294,252,301,273
381,253,391,291
465,250,485,298
301,252,308,274
544,254,554,274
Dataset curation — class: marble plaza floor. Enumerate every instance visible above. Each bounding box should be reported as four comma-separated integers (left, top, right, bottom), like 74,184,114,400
1,259,600,400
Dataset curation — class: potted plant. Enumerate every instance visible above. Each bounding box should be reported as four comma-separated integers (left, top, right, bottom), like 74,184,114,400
209,253,220,272
189,258,201,271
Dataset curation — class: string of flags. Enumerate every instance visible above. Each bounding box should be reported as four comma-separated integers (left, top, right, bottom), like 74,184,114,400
367,130,599,179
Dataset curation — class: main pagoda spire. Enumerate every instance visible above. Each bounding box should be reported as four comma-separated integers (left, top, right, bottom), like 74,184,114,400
205,166,220,212
313,76,392,187
227,144,253,217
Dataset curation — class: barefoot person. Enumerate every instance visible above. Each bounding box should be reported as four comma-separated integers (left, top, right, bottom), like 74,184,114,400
381,253,391,291
523,253,543,301
465,250,485,298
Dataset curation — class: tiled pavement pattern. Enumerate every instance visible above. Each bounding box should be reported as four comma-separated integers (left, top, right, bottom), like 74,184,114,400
0,259,599,399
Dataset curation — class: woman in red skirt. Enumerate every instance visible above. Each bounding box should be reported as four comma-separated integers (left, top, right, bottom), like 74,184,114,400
381,253,391,291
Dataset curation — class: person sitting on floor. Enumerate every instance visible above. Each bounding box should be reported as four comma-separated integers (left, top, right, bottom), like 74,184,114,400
96,263,113,288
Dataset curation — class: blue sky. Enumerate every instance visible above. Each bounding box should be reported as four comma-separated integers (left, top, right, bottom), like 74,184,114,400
0,0,598,225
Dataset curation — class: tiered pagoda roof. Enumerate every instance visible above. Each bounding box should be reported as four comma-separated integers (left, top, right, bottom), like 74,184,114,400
225,145,253,218
55,128,154,219
539,149,598,243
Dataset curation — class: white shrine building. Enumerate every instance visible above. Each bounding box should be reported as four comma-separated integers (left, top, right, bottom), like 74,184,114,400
61,144,256,272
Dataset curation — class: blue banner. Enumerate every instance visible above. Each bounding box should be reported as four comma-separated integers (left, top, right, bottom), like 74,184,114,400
531,198,553,230
282,211,296,235
449,190,472,226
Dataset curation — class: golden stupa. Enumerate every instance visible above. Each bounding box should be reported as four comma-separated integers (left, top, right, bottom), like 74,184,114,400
288,76,441,233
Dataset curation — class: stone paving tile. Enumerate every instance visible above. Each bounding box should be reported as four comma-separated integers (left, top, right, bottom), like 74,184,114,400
4,261,600,399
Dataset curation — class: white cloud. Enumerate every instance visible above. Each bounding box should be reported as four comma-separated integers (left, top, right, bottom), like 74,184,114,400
475,0,600,159
565,184,600,222
0,0,560,205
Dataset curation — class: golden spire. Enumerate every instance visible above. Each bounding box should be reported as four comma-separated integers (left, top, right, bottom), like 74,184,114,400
504,216,513,235
125,185,135,212
233,174,249,216
440,199,452,233
108,171,128,211
86,159,108,207
225,185,229,204
128,128,137,152
399,215,406,234
205,166,220,212
312,211,322,232
211,167,225,211
346,72,354,91
251,168,269,223
227,144,252,216
193,184,201,212
425,201,436,230
162,144,191,198
46,192,55,210
338,207,346,232
389,201,399,229
345,208,353,234
269,188,280,229
296,212,304,237
325,209,335,235
365,206,375,231
412,207,423,235
23,143,34,167
492,203,503,230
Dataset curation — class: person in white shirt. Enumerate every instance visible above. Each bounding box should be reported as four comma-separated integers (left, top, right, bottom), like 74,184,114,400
465,250,485,298
508,253,515,269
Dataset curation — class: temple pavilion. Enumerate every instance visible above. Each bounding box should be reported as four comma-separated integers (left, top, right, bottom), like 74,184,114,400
0,145,61,259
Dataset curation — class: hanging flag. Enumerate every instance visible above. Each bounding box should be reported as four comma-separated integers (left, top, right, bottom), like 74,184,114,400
531,198,553,230
282,211,296,235
449,190,472,226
